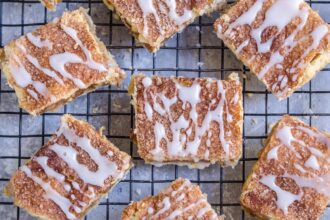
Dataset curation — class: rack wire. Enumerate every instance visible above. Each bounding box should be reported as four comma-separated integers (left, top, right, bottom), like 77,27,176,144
0,0,330,219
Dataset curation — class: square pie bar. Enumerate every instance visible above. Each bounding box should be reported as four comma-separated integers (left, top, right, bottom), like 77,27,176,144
122,178,224,219
129,73,243,168
40,0,61,10
4,115,133,220
214,0,330,100
103,0,225,52
241,115,330,219
0,8,125,115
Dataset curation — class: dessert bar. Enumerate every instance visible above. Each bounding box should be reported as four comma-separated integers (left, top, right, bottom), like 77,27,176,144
0,8,125,115
214,0,330,99
104,0,225,52
129,73,243,168
241,115,330,219
5,115,133,220
122,178,224,219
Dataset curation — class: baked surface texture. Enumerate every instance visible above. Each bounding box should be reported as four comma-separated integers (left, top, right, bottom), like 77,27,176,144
4,115,133,220
214,0,330,100
241,115,330,220
40,0,62,10
129,73,243,168
0,8,125,115
122,178,224,220
103,0,225,52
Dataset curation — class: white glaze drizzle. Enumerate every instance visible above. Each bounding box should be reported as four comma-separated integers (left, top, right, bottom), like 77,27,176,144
16,41,63,85
12,23,111,101
61,25,107,72
260,172,330,214
219,0,329,93
48,24,107,88
309,147,324,157
13,42,62,101
296,125,330,148
164,0,193,25
49,122,119,187
257,7,309,80
34,156,65,183
25,54,64,85
9,54,51,101
283,172,330,198
49,52,86,88
259,174,302,214
267,145,280,160
64,184,71,192
142,77,152,87
136,0,193,37
196,206,211,218
142,77,233,161
235,39,249,54
268,124,330,163
26,33,53,50
176,193,185,202
145,103,153,121
224,0,306,54
148,207,154,214
171,179,191,197
21,165,76,219
27,89,39,100
164,198,216,220
304,155,320,170
275,125,305,159
72,181,80,190
262,122,330,214
294,163,307,173
154,197,171,217
146,179,217,219
151,122,166,161
293,25,329,70
138,0,163,36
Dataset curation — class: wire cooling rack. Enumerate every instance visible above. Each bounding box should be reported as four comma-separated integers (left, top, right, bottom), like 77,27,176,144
0,0,330,219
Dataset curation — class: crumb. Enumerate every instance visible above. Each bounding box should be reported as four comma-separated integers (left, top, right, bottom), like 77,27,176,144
195,26,200,31
92,106,99,113
247,93,254,97
195,43,201,48
197,62,204,67
113,101,122,110
251,118,258,125
135,188,141,196
113,14,120,20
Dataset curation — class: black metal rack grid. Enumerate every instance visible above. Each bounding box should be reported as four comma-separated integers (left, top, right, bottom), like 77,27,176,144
0,0,330,219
